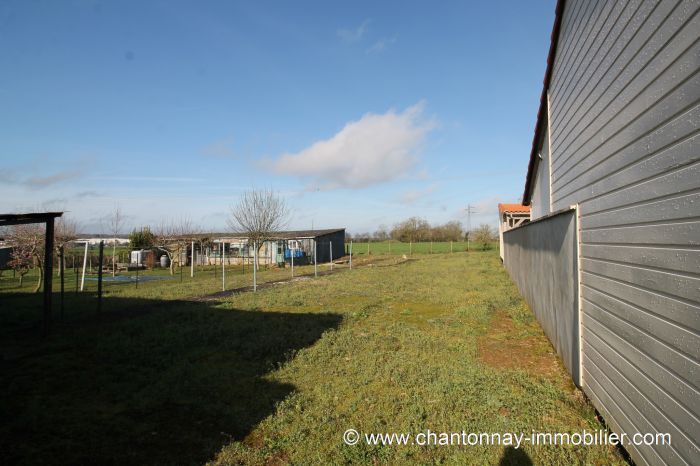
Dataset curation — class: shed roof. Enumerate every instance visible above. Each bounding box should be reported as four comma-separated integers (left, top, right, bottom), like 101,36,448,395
214,228,345,241
522,0,565,205
498,203,531,214
0,212,63,227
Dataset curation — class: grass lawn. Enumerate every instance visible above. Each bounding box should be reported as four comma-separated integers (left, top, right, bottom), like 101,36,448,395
348,241,496,256
0,251,625,465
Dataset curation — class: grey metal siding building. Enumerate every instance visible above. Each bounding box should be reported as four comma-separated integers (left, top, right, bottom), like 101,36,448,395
504,1,699,464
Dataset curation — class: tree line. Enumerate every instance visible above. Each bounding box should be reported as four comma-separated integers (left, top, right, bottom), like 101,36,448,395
347,216,497,246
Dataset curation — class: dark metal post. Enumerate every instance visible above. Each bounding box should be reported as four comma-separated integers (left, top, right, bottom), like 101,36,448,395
74,265,79,293
59,245,64,320
42,217,55,336
97,240,104,312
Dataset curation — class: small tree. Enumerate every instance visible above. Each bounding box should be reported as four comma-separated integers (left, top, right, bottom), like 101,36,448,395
472,224,497,250
6,224,45,292
55,216,78,275
154,219,197,275
8,240,33,287
129,227,155,249
228,189,290,269
391,217,430,242
109,206,123,276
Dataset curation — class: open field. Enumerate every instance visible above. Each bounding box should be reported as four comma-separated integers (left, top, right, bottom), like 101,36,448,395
348,241,497,256
0,251,625,465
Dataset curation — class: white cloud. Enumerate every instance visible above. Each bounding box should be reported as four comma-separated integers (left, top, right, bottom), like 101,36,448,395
200,138,235,158
337,19,371,43
23,170,83,188
398,184,437,205
271,102,436,190
367,35,397,54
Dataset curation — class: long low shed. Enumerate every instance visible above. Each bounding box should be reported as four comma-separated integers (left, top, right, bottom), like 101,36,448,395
211,229,345,266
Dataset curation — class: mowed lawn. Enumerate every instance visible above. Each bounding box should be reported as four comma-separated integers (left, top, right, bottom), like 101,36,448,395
0,251,625,465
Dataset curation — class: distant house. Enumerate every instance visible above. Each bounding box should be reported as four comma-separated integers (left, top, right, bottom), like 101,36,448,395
497,204,530,260
501,1,699,465
210,229,345,266
75,236,130,246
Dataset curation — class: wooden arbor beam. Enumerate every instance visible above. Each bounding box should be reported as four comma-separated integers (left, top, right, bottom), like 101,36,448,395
0,212,63,336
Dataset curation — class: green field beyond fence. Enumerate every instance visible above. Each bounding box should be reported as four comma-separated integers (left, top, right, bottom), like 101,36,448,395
348,240,496,255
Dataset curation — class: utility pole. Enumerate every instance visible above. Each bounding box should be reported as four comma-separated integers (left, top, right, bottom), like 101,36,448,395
465,204,477,252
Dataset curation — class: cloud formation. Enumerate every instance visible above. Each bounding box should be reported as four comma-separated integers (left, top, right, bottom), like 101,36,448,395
200,138,235,158
337,19,371,43
367,35,397,54
398,184,437,205
23,170,82,188
271,102,435,190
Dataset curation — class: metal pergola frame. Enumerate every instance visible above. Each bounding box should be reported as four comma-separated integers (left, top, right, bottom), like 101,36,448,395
0,212,63,336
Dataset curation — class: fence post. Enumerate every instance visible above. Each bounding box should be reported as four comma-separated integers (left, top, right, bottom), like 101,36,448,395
291,242,294,278
222,242,225,291
253,241,257,292
59,245,64,320
97,240,104,312
314,240,318,277
191,240,194,277
80,242,88,291
330,241,333,271
410,241,412,255
349,241,353,269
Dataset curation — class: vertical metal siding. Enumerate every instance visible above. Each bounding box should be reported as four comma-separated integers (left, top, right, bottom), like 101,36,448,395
544,0,700,464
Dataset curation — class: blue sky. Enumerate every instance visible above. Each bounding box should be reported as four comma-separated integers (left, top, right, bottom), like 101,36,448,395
0,0,555,234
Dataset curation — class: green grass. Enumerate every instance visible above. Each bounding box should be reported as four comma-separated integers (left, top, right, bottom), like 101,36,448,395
349,241,497,255
0,251,625,465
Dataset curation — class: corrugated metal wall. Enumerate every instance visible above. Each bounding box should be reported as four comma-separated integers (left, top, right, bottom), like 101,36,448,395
502,209,579,383
544,0,699,464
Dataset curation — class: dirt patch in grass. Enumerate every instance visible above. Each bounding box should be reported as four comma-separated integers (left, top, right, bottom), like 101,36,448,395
478,311,560,379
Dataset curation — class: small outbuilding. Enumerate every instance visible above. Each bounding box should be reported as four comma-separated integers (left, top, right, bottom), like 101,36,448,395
497,204,530,260
211,228,345,266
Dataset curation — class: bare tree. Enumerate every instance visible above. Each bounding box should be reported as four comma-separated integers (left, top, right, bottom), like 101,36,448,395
154,218,197,275
472,224,497,250
391,217,430,242
109,206,123,276
55,216,79,276
227,189,290,269
6,224,45,292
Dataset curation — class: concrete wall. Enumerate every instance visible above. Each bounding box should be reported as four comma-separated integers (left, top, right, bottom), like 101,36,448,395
524,1,700,464
503,209,579,384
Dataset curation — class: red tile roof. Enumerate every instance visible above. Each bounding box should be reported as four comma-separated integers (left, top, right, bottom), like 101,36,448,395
498,203,531,214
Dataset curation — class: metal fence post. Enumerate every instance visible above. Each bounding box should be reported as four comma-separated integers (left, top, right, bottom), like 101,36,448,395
330,241,333,271
314,240,318,277
59,245,64,320
97,240,104,312
253,241,257,292
349,241,352,269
